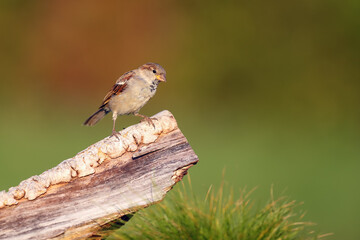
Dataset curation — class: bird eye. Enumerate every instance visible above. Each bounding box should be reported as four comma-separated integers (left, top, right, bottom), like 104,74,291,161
152,69,157,74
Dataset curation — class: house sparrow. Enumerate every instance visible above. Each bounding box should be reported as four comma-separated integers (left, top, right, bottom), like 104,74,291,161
84,63,166,137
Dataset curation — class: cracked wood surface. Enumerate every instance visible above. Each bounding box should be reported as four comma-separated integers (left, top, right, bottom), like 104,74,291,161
0,110,198,240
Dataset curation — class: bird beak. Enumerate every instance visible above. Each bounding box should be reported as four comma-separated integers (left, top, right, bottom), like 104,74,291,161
156,74,166,82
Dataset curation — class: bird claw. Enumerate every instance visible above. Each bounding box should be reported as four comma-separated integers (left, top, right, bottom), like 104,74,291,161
111,130,121,139
141,117,157,129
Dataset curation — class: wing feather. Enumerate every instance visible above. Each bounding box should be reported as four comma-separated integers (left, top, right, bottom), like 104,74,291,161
99,70,135,108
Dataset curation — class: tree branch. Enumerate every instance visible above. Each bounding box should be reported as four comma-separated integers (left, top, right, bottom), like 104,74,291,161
0,110,198,240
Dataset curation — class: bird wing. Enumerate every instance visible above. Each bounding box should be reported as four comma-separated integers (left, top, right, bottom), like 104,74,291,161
100,71,135,108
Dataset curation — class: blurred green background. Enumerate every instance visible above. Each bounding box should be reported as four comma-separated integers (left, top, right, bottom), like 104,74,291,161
0,1,359,239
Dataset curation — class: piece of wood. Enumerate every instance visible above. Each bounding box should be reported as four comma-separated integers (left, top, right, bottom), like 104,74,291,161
0,110,198,240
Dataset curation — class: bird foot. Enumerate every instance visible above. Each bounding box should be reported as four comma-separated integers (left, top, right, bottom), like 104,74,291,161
111,129,121,139
141,116,157,129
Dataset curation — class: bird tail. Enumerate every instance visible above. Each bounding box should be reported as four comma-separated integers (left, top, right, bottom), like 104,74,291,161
84,108,110,126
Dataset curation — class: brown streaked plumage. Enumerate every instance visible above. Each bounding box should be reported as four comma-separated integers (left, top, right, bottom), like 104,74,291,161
100,71,134,108
84,63,166,137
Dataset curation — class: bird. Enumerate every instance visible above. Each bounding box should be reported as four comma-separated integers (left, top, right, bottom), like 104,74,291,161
84,62,166,137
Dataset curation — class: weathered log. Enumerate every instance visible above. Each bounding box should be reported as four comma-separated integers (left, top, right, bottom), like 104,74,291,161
0,110,198,240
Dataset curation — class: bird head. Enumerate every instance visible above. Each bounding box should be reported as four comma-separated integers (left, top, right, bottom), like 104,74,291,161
139,62,167,83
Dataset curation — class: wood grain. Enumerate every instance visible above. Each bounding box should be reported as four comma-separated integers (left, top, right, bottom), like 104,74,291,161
0,111,198,240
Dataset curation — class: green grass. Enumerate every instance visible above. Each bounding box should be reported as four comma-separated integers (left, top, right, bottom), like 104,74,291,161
96,176,330,240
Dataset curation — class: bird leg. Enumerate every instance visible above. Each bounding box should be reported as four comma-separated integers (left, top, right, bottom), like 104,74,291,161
111,112,121,139
134,113,156,128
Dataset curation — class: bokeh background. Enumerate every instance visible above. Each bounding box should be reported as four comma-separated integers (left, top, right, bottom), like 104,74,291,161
0,1,359,239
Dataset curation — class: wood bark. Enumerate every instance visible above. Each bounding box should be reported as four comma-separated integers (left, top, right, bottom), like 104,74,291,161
0,110,198,240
